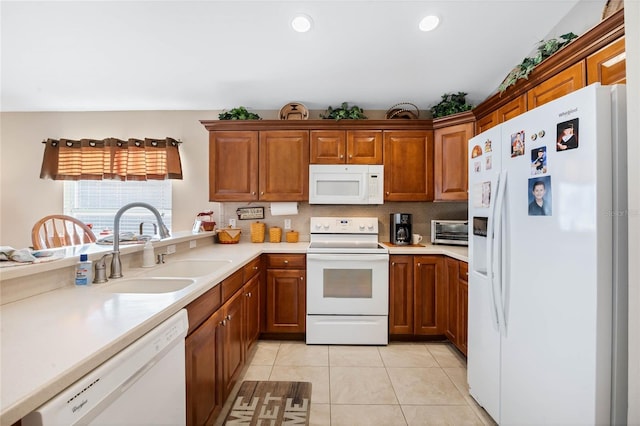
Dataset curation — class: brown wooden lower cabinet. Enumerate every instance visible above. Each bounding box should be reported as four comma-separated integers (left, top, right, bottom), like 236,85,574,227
414,256,446,335
185,308,223,426
444,257,460,344
221,289,245,400
389,255,414,335
389,255,446,337
185,256,262,426
264,254,306,334
444,257,469,355
390,254,468,354
458,262,469,355
243,274,261,355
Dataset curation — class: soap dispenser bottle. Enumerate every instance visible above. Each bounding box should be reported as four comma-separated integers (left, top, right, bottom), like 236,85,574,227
142,241,155,267
75,254,92,285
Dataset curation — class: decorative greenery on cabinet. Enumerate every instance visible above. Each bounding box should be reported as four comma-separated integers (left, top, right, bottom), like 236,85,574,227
320,102,367,120
430,92,473,118
219,106,262,120
499,32,579,92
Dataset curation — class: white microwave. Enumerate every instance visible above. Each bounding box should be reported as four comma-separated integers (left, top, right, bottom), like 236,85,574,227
309,164,384,204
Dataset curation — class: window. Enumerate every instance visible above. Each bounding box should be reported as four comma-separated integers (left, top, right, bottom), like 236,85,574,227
64,180,172,236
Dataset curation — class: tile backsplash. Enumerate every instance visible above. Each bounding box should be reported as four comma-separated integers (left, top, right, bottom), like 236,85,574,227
218,201,467,242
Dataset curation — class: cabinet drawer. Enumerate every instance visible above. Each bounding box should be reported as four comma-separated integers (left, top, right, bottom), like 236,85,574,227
266,254,306,269
185,285,221,335
243,256,261,282
221,269,244,302
459,261,468,282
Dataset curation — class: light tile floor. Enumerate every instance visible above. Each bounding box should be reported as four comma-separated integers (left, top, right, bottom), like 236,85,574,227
219,341,497,425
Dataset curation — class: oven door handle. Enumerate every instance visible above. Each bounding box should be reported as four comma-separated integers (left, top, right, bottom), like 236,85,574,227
307,253,389,262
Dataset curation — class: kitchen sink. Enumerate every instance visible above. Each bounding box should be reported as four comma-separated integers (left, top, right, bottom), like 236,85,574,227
102,277,195,294
140,259,233,278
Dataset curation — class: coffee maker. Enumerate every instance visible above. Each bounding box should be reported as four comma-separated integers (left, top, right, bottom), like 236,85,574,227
390,213,412,245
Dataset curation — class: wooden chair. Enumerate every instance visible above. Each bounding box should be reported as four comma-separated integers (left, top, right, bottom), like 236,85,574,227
31,215,97,249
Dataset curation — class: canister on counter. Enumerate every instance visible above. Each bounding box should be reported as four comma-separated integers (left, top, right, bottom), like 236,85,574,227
286,230,299,243
269,226,282,243
250,221,265,243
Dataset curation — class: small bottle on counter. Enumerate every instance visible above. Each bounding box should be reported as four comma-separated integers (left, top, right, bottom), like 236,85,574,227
142,240,155,267
75,254,92,286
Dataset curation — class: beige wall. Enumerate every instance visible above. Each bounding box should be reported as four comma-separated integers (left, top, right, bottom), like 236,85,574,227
0,110,220,248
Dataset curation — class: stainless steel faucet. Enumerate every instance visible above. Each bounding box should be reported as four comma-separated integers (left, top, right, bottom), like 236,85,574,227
139,222,158,236
110,202,170,279
93,253,111,284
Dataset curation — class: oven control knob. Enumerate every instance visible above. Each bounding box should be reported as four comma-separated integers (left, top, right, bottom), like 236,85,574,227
323,223,329,229
358,224,365,231
367,224,375,231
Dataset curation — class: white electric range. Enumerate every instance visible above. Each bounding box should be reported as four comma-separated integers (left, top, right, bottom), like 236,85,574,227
306,217,389,345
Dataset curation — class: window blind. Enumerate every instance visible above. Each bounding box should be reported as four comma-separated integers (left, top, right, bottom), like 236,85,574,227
64,180,172,235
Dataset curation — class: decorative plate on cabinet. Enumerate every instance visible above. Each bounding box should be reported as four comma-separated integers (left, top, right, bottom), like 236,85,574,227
279,102,309,120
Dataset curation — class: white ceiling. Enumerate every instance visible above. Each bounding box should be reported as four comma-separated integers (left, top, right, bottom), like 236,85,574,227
0,0,607,113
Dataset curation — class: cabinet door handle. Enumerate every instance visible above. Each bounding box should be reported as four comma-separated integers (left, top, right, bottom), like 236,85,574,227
283,260,289,264
252,191,256,195
386,191,390,195
220,319,227,326
417,263,421,267
260,191,264,195
226,314,232,321
253,266,258,270
391,262,395,266
300,276,304,281
340,154,344,159
248,292,252,297
349,154,353,158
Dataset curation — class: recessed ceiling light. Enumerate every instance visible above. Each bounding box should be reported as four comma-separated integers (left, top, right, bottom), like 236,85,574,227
291,14,313,33
419,15,440,32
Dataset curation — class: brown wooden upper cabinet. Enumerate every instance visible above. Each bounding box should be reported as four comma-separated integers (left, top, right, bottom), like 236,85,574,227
208,131,259,201
383,130,434,201
258,130,309,201
472,11,624,133
433,113,474,201
587,36,626,85
208,129,309,202
497,95,527,124
527,62,586,110
310,130,383,164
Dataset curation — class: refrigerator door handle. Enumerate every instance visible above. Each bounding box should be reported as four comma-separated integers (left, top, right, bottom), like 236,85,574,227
486,172,500,329
493,170,508,335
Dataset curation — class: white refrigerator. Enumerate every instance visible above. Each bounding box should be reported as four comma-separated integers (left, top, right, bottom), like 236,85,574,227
467,83,628,425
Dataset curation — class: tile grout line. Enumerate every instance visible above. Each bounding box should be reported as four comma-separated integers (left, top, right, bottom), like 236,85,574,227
379,346,410,425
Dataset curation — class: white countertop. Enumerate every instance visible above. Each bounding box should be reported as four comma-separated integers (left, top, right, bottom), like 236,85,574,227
383,242,468,262
0,239,465,426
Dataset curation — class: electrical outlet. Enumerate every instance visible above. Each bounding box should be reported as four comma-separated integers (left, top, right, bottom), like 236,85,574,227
189,240,197,249
284,219,292,230
166,244,176,254
229,218,237,227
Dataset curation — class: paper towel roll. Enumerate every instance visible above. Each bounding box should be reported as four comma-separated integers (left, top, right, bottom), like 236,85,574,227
270,202,298,216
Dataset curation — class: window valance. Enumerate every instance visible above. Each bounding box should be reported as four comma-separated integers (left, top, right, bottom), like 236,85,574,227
40,137,183,181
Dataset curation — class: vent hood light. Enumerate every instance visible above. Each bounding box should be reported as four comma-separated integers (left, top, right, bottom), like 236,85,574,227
419,15,440,32
291,14,313,33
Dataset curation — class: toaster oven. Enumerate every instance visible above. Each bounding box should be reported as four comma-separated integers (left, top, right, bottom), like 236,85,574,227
431,220,468,246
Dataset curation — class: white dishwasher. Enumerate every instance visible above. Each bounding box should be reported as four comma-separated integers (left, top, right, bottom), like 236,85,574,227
23,309,188,426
